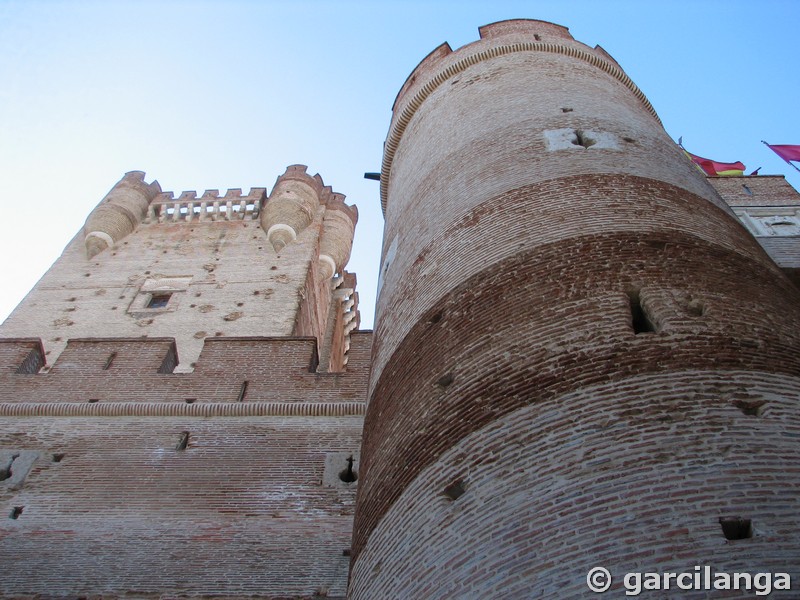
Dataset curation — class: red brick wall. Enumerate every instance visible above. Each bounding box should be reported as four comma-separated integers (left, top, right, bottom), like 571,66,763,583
352,19,800,597
0,332,371,598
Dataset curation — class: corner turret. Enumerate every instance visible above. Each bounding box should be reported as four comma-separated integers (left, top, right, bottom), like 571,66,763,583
83,171,161,258
260,165,321,252
318,191,358,279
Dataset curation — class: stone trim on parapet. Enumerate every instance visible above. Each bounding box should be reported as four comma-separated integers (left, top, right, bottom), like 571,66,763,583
144,187,267,223
380,20,661,213
0,401,365,417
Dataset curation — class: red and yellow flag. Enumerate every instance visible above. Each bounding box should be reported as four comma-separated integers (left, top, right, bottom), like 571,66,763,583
681,147,745,177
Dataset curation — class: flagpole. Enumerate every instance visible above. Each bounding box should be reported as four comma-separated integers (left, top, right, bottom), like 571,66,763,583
763,140,800,173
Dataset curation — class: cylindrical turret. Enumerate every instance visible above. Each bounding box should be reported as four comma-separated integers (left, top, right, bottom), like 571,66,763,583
261,165,321,252
83,171,161,257
318,199,358,279
350,19,800,597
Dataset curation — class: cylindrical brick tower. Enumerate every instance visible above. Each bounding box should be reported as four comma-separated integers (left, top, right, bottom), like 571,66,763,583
350,20,800,598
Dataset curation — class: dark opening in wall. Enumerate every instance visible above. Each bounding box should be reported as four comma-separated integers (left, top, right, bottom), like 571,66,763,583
52,453,65,463
719,517,752,540
147,293,172,309
87,399,99,403
436,373,454,388
10,506,23,519
732,399,766,417
443,479,466,501
0,454,17,481
572,129,596,149
176,431,190,451
103,352,117,370
339,456,358,483
185,398,196,405
237,381,249,403
628,291,655,334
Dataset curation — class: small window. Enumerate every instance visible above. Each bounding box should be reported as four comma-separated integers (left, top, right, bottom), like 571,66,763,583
147,293,172,309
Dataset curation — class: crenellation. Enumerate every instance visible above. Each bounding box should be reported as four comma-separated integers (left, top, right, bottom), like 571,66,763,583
0,332,372,406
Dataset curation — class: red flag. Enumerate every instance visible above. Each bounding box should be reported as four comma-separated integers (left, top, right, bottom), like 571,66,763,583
766,144,800,163
681,147,745,177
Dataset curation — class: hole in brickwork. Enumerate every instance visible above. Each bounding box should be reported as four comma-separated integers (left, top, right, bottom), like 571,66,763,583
628,291,655,334
87,399,99,403
176,431,190,451
719,517,752,540
732,399,766,417
338,456,358,483
185,398,196,404
52,453,65,463
742,184,753,196
10,506,23,519
436,373,454,387
0,454,17,481
623,137,636,143
571,129,596,149
237,381,249,403
147,293,172,309
429,311,442,324
443,479,466,501
687,300,705,317
534,33,541,40
103,352,117,370
561,107,573,113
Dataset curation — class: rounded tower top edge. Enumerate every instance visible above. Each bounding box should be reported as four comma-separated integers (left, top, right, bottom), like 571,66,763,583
380,19,661,214
478,18,573,40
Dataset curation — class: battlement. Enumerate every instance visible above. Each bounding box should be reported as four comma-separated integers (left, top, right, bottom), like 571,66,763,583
145,187,267,223
0,332,372,407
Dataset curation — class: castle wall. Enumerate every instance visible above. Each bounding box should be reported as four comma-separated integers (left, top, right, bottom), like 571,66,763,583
0,332,371,599
351,19,800,597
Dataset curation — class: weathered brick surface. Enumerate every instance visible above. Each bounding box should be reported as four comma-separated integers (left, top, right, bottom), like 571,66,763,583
0,168,358,373
352,19,800,597
0,164,365,598
710,175,800,207
0,332,371,404
0,416,363,599
0,333,371,598
351,371,800,598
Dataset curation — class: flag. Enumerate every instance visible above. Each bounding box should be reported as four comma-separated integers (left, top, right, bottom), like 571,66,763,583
680,147,745,177
764,143,800,163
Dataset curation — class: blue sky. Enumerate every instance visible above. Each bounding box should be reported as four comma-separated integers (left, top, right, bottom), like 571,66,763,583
1,0,798,328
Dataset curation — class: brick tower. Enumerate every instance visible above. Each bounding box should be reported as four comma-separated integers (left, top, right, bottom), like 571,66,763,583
0,167,370,598
1,165,358,372
350,19,800,597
